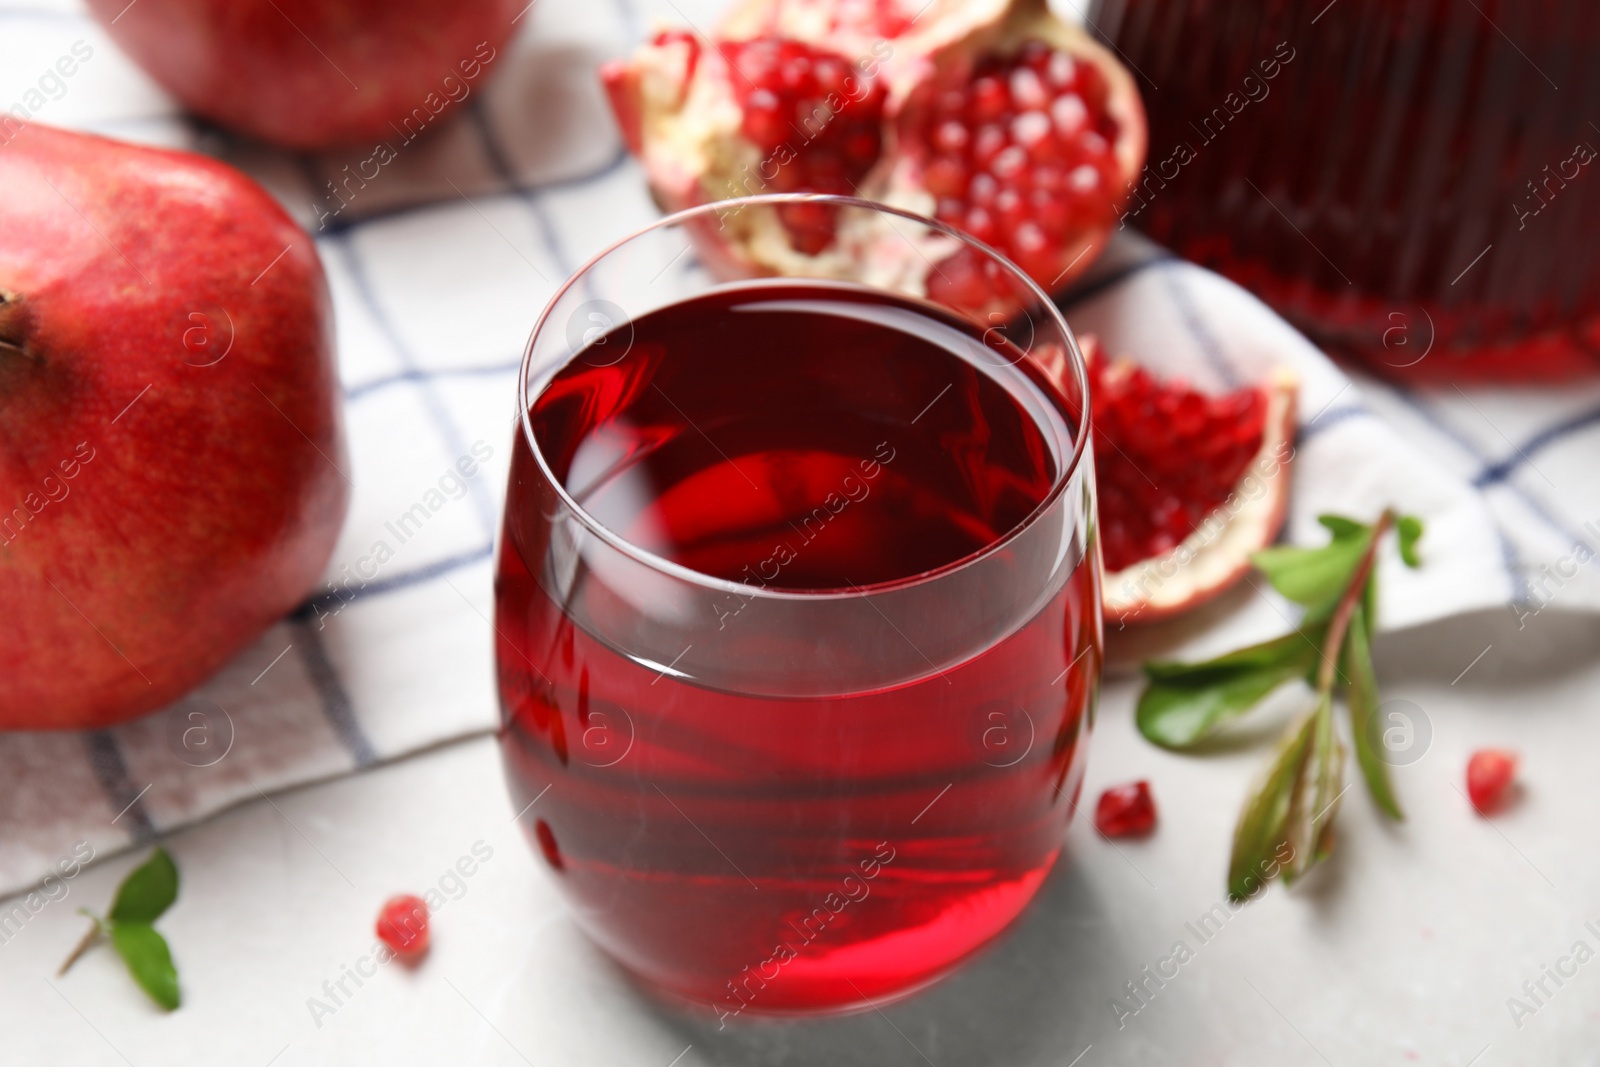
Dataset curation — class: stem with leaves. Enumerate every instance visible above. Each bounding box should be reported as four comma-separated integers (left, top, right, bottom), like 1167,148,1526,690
57,848,181,1010
1136,510,1423,901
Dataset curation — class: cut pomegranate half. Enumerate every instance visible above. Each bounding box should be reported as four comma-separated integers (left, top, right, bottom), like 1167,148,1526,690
1085,337,1298,625
601,0,1145,304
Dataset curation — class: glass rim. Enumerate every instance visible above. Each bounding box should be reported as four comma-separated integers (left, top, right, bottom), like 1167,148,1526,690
517,192,1092,603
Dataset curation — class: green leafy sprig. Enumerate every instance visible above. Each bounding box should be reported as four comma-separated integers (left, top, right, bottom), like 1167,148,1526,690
1136,510,1423,901
59,848,181,1010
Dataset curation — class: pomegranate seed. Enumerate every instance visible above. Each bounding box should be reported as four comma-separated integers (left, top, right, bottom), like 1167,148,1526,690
720,37,888,251
991,145,1027,179
969,76,1008,121
925,156,967,198
994,188,1026,223
1011,110,1052,147
1033,165,1065,192
1067,164,1102,196
964,206,998,243
1051,94,1089,137
933,120,970,154
916,41,1124,302
972,124,1007,164
812,56,848,95
743,90,786,149
936,88,967,116
1077,61,1108,107
842,130,880,166
780,55,809,90
926,246,993,308
1009,67,1049,110
376,894,430,959
1032,188,1069,230
1012,218,1046,250
1095,781,1157,837
1046,51,1079,89
1088,349,1270,571
1467,749,1519,813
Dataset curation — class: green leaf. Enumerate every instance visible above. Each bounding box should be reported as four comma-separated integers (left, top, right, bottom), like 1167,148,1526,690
110,923,179,1010
1289,694,1347,878
1252,518,1373,611
1345,601,1402,820
1397,515,1424,568
1227,708,1317,902
1138,632,1322,749
1316,515,1367,539
109,848,178,925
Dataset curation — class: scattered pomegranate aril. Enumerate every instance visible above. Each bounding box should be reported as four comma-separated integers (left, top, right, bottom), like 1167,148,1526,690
1095,780,1157,837
376,894,431,959
1467,748,1519,814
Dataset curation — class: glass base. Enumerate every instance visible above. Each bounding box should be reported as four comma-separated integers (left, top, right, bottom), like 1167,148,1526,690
581,852,1059,1021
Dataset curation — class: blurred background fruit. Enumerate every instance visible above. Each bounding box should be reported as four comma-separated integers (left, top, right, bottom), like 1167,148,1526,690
84,0,525,150
1090,0,1600,382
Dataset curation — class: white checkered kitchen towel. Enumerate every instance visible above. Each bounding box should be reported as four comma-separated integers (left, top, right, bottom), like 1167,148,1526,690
2,0,1598,897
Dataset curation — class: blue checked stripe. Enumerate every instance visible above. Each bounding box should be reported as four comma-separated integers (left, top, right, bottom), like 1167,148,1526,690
1473,403,1600,488
85,730,153,840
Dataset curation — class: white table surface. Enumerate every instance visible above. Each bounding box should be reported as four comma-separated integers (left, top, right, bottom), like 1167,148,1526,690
6,606,1597,1066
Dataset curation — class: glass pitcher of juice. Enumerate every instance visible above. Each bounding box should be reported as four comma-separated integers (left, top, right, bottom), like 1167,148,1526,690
1088,0,1600,381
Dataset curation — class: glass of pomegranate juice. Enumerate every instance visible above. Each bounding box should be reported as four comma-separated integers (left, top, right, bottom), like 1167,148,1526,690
495,195,1102,1017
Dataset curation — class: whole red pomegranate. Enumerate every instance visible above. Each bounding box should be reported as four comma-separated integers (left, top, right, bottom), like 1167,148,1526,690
84,0,523,150
0,124,347,730
603,0,1146,308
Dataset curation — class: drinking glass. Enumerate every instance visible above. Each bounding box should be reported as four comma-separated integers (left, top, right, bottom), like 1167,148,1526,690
494,194,1102,1016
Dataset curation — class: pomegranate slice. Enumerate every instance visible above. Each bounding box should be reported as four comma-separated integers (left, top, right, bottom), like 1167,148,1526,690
1084,337,1298,625
601,0,1145,302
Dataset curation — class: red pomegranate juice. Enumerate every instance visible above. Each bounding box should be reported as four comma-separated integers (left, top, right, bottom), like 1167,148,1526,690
495,281,1100,1014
